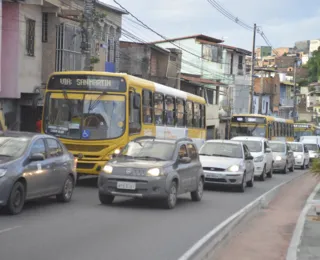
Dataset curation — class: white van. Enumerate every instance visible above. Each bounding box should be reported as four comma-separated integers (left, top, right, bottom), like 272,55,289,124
231,136,273,181
300,136,320,145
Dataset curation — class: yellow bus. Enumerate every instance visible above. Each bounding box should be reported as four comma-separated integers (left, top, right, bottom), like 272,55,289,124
42,71,206,176
230,114,294,141
293,123,315,140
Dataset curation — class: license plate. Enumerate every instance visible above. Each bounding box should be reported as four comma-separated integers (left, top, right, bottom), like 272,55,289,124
117,182,136,190
206,173,220,178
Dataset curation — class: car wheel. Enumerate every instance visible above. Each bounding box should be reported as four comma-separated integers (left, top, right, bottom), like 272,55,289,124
283,163,287,174
6,181,26,215
301,160,306,169
163,181,177,209
56,175,74,203
259,166,266,181
99,193,114,205
306,161,310,168
238,173,246,192
191,177,204,202
267,164,273,178
246,171,254,187
289,162,294,172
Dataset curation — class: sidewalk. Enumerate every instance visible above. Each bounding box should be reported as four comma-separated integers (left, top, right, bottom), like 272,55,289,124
290,182,320,260
212,173,319,260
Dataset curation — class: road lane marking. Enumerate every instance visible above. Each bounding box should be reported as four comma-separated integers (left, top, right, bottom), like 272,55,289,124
0,226,22,234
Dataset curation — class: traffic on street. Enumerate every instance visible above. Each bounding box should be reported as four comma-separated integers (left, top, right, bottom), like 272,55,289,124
0,169,308,260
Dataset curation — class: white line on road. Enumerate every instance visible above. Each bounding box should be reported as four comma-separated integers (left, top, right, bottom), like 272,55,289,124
0,226,22,235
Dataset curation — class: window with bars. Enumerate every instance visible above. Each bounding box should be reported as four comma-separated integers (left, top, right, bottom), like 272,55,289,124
26,18,35,56
42,13,48,42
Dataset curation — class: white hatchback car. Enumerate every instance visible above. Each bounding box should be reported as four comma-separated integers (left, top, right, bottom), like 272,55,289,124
199,140,255,192
288,142,310,169
231,136,273,181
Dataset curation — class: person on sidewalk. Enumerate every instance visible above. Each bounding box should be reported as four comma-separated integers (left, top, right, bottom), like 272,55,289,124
36,116,42,133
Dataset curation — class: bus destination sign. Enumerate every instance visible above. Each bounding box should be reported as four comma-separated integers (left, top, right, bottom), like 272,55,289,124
231,116,266,124
48,75,127,92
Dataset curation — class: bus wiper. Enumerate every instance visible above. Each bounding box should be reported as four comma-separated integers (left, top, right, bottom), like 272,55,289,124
249,123,259,135
62,90,73,108
88,91,107,112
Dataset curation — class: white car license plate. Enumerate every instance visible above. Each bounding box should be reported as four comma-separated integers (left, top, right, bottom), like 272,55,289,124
206,173,220,178
117,182,136,190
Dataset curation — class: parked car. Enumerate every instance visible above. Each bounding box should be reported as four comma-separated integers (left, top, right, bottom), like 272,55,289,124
301,143,320,161
269,141,295,173
199,140,254,192
288,142,310,169
0,131,77,215
98,137,204,209
231,136,273,181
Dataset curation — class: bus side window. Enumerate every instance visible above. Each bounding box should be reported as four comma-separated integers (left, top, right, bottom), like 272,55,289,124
165,95,175,126
176,98,185,127
194,103,201,128
142,90,153,124
154,93,164,125
129,91,141,134
200,104,206,129
186,101,193,127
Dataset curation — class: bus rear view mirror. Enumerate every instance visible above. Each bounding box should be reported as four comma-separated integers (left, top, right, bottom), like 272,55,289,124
133,94,140,109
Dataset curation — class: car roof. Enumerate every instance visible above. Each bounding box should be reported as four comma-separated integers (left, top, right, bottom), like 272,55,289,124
131,137,194,144
232,136,266,141
0,131,53,140
205,139,242,145
288,142,302,145
269,141,286,144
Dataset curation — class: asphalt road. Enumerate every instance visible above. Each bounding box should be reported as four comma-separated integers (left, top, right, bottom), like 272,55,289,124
0,169,307,260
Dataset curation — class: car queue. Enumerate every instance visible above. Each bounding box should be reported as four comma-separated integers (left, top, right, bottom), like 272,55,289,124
0,132,315,215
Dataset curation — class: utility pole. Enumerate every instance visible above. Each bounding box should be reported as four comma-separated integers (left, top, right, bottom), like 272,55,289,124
293,57,297,122
249,23,257,114
82,0,95,70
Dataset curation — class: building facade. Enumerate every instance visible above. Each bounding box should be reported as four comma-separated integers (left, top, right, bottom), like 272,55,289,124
1,0,126,131
154,35,251,138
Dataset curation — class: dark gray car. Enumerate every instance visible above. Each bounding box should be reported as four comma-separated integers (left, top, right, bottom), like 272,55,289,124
98,137,205,209
0,131,77,215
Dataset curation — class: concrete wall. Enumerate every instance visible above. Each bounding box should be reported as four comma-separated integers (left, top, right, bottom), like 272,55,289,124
156,39,203,75
1,2,20,98
18,4,43,94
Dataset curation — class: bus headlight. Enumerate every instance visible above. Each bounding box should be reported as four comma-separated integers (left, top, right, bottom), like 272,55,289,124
114,149,121,155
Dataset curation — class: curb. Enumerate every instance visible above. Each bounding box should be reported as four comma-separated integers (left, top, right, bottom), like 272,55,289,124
178,172,307,260
286,181,320,260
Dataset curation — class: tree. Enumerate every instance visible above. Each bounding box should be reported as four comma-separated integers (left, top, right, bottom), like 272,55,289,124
311,159,320,177
307,47,320,83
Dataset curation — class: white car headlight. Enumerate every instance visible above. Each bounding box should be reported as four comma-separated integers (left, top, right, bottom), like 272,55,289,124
275,156,282,161
296,154,302,159
0,169,7,178
254,155,264,162
147,168,161,177
103,165,113,174
227,165,240,172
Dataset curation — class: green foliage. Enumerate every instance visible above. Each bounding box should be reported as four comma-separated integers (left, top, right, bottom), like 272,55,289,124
283,52,287,56
306,47,320,83
298,79,309,87
311,158,320,176
90,56,100,64
297,119,309,123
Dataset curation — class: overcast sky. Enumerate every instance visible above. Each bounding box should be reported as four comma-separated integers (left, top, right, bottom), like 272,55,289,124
102,0,320,51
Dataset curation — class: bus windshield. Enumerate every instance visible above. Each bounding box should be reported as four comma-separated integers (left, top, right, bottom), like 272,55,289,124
230,125,266,138
44,93,126,140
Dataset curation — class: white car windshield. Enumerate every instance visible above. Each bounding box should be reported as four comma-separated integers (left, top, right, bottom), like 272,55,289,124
289,143,303,152
199,142,243,159
236,140,262,152
269,142,285,153
304,143,318,151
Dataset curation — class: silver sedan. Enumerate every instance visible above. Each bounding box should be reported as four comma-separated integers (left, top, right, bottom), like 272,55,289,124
269,141,295,173
199,140,255,192
0,131,77,215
